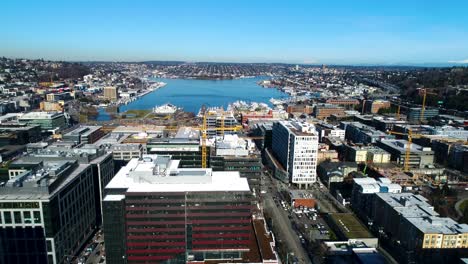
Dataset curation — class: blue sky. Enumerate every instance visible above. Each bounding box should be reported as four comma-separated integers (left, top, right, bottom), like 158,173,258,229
2,0,468,65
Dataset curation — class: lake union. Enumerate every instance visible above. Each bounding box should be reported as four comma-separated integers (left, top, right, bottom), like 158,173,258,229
97,76,287,120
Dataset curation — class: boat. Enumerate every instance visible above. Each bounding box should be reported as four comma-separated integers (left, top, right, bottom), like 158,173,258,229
153,103,180,114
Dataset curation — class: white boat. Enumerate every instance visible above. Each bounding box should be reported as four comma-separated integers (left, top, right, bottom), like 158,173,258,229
153,103,180,114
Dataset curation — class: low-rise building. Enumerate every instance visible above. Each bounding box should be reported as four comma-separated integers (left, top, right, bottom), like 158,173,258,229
314,104,346,119
62,125,104,145
407,107,439,122
18,112,67,132
377,139,435,168
343,122,394,144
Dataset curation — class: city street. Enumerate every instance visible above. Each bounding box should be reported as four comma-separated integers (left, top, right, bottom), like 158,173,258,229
262,172,313,264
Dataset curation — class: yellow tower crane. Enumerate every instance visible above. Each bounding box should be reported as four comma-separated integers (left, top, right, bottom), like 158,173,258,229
163,111,242,168
419,88,438,123
388,129,418,172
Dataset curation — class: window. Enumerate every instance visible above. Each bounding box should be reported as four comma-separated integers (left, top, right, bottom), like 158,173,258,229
4,212,11,224
14,211,21,224
33,211,41,223
23,212,32,224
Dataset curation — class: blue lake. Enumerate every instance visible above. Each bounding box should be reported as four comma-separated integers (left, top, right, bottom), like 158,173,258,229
96,76,287,120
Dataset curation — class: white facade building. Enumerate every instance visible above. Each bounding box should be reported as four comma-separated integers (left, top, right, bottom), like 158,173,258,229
272,121,319,188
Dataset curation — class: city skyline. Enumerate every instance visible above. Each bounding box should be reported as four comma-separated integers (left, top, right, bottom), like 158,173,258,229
2,0,468,66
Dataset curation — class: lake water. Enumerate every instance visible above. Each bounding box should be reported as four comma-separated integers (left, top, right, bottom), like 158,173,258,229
96,76,287,120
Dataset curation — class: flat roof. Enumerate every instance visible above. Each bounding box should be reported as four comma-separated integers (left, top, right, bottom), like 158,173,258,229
330,213,374,239
105,155,250,193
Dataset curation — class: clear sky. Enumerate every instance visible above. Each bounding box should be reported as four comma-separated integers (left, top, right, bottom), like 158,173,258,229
2,0,468,65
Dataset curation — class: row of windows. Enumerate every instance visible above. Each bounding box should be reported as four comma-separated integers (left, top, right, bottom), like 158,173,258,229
0,210,41,225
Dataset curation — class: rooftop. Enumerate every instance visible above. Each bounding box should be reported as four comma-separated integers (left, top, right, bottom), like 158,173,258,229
379,139,433,154
105,155,250,193
329,213,374,239
18,111,64,119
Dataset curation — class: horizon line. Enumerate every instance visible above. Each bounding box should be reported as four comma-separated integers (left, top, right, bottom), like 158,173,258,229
2,56,468,68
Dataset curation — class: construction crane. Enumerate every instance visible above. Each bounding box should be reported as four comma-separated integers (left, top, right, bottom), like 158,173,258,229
387,129,422,172
162,112,242,168
200,112,242,168
387,129,443,186
419,88,438,123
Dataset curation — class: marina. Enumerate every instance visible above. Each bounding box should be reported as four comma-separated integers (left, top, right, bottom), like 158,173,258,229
96,77,288,120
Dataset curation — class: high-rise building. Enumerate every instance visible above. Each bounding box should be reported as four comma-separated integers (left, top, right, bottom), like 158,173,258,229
102,155,255,263
272,121,318,188
0,160,96,264
103,86,118,101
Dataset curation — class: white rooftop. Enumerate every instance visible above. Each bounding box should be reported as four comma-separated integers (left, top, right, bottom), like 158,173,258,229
105,155,250,193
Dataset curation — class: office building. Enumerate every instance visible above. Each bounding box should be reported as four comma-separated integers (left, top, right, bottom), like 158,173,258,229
210,135,262,193
343,122,394,144
315,122,345,142
326,98,360,108
102,155,255,263
377,139,434,168
286,104,313,115
18,112,67,132
344,145,391,164
62,126,104,145
251,122,273,151
0,124,41,147
103,86,118,100
272,121,319,188
313,104,346,119
111,143,145,161
448,144,468,173
407,107,439,122
426,126,468,141
364,100,391,114
204,108,239,137
0,160,96,264
147,138,207,168
372,116,407,132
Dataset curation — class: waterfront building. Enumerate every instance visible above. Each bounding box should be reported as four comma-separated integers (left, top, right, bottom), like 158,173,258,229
102,155,255,263
103,86,118,101
272,120,319,188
